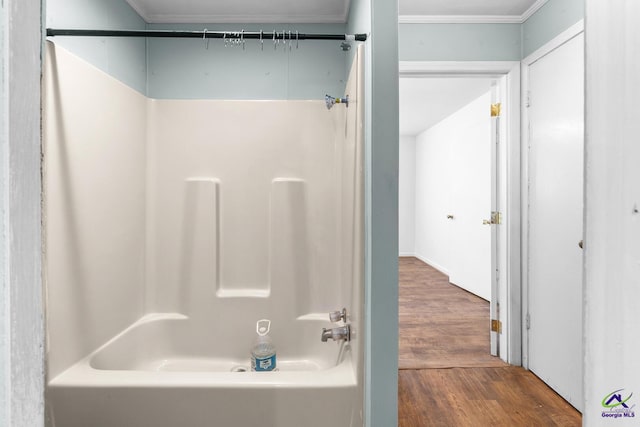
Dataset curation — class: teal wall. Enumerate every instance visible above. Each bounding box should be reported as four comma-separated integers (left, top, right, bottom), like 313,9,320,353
399,23,521,61
46,0,349,99
45,0,585,95
47,0,584,97
348,0,399,425
522,0,584,58
46,0,147,93
399,0,584,61
146,23,347,99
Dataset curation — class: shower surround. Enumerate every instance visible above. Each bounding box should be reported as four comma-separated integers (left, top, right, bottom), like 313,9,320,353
44,42,364,427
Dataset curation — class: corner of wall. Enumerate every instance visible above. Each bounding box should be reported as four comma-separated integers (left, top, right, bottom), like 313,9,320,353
46,0,148,95
521,0,584,59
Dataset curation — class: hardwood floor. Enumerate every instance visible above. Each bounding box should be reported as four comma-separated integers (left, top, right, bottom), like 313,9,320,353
398,257,581,426
399,257,505,369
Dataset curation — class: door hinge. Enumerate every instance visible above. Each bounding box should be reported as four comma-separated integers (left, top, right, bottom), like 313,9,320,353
491,211,502,225
491,103,502,117
491,319,502,334
526,313,531,330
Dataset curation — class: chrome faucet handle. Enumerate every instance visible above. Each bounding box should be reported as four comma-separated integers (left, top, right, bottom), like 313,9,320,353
329,308,347,323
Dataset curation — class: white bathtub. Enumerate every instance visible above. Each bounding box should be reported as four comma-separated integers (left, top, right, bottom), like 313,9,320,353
47,314,359,427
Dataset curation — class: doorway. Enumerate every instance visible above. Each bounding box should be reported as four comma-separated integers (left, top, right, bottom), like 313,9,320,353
398,61,522,364
400,77,494,299
399,76,499,369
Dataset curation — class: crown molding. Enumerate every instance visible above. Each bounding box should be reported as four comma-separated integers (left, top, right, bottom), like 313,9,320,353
398,0,550,25
398,15,522,24
142,14,349,24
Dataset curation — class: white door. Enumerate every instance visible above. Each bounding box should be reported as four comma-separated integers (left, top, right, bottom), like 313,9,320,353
447,91,493,302
527,32,584,411
445,87,500,356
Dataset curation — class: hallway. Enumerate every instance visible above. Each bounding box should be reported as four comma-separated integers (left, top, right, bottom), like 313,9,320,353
398,257,582,426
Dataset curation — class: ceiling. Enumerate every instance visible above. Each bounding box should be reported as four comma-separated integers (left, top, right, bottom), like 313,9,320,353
399,78,493,136
125,0,351,23
126,0,543,24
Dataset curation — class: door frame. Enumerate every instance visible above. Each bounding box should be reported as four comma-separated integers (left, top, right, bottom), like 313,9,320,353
521,20,584,370
399,61,522,365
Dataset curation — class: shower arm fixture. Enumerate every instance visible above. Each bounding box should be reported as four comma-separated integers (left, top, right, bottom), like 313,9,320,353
325,94,349,110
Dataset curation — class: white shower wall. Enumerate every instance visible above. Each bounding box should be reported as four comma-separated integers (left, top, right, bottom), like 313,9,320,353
146,100,344,318
44,42,147,379
44,42,363,389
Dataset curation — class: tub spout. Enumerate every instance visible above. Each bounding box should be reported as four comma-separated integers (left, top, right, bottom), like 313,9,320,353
321,325,351,342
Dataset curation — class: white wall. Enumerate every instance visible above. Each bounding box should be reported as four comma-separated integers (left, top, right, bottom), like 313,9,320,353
398,136,416,255
1,1,44,426
44,43,147,379
584,2,640,425
414,116,452,274
0,2,8,421
414,91,491,300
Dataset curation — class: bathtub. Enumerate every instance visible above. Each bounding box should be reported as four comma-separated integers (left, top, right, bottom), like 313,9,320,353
47,314,359,427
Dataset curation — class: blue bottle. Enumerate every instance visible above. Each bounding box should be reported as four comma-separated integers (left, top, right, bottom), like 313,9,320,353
251,319,276,372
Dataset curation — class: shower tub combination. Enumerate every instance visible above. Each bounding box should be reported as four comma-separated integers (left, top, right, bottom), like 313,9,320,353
44,43,364,427
48,314,358,426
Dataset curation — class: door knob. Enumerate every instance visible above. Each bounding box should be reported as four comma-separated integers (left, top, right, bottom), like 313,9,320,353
578,240,583,249
447,215,454,220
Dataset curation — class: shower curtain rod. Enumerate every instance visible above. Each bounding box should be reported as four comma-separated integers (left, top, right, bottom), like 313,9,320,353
46,28,367,42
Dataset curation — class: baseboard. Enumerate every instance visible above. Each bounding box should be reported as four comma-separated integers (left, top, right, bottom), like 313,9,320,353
413,253,450,277
399,252,416,257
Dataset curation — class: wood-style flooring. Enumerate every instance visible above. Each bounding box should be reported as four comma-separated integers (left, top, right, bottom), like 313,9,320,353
399,257,505,369
398,257,581,426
